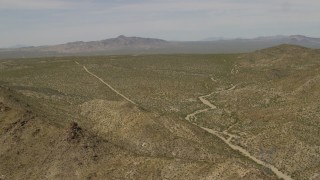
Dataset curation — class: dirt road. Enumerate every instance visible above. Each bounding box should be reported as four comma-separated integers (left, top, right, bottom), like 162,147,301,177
75,61,137,105
75,60,292,179
185,83,293,180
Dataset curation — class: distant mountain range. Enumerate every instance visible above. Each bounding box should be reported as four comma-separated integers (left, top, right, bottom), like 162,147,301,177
1,35,320,59
203,35,320,43
220,35,320,44
7,44,29,49
36,35,168,53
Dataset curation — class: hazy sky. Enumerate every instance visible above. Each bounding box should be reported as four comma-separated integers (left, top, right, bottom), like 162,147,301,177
1,0,320,47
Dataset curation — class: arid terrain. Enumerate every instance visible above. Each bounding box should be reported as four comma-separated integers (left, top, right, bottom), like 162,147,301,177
0,45,319,179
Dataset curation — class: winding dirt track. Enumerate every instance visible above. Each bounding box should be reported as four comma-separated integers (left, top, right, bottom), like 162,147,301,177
185,83,293,180
75,61,137,105
75,61,292,179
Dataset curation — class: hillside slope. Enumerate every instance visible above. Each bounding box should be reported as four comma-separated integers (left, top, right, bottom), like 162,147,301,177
0,86,273,179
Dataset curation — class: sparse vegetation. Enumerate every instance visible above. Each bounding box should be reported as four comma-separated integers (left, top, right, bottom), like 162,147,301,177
0,45,319,179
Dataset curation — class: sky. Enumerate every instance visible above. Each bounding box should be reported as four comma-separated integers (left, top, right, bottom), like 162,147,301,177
0,0,320,47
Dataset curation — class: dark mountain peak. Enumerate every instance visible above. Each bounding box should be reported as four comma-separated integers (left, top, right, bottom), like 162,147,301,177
117,35,127,39
100,35,167,45
36,35,169,53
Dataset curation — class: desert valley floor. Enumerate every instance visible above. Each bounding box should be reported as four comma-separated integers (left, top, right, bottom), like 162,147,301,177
0,45,319,179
